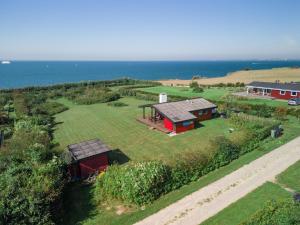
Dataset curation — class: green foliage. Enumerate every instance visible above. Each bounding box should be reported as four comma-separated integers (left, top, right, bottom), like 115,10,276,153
66,87,121,105
240,199,300,225
96,162,171,205
107,101,129,107
31,102,69,116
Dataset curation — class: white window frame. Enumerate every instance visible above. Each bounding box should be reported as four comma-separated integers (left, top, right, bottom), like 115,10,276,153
280,90,286,95
291,91,298,97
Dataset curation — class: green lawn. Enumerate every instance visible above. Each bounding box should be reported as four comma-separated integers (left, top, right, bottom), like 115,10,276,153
201,182,291,225
138,86,234,101
277,160,300,192
54,97,233,162
56,97,300,225
139,86,297,108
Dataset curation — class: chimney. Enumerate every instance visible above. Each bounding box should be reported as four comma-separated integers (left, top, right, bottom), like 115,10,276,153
159,93,167,103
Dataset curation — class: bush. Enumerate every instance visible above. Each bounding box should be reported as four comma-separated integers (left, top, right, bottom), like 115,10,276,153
107,102,128,107
96,161,171,205
31,102,69,116
241,199,300,225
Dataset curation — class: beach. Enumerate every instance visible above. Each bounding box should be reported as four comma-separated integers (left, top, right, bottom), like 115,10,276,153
159,67,300,86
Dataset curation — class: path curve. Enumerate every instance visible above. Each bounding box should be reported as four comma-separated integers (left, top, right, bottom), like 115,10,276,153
134,137,300,225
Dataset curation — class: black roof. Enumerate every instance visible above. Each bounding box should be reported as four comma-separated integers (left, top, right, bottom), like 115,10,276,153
247,81,300,91
68,139,110,161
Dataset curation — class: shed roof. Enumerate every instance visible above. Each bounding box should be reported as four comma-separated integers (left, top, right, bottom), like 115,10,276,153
153,98,216,123
68,139,110,161
247,81,300,91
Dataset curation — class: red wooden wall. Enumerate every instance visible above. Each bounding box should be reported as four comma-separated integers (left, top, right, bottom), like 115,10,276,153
271,90,300,100
69,153,109,179
175,121,194,133
192,109,213,121
164,117,173,131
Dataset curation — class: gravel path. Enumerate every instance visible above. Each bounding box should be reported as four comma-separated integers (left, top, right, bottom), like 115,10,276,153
134,137,300,225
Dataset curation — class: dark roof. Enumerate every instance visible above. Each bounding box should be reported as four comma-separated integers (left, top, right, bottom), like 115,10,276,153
247,81,300,91
153,98,217,123
68,139,110,161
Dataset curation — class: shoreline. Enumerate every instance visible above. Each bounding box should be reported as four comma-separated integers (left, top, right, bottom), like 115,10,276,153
159,67,300,86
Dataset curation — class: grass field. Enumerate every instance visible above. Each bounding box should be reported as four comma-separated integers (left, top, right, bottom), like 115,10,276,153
54,97,234,162
277,160,300,192
56,96,300,225
139,86,296,107
201,182,291,225
138,86,234,101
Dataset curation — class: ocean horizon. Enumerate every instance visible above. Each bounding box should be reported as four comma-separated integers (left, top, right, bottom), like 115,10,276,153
1,60,300,89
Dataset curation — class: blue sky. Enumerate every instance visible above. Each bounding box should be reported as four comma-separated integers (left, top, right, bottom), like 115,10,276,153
0,0,300,60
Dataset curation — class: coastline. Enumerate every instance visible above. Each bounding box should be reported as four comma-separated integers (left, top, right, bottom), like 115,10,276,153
159,67,300,86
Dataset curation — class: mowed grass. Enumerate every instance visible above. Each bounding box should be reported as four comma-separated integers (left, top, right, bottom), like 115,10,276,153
138,86,234,100
54,97,232,162
277,160,300,192
60,115,300,225
139,86,296,107
201,182,291,225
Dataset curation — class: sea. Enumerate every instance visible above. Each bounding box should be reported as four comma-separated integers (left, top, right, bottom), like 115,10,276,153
1,60,300,89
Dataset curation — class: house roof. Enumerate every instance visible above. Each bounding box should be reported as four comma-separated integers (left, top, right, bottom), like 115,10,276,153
247,81,300,91
153,98,217,123
68,139,110,161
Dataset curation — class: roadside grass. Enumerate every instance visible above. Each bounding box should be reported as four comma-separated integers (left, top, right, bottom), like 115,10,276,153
138,86,298,107
59,115,300,225
277,160,300,192
54,97,233,162
201,182,291,225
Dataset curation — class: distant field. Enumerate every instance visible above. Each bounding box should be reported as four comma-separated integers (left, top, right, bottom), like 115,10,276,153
138,86,295,107
160,67,300,86
137,86,234,101
54,97,233,162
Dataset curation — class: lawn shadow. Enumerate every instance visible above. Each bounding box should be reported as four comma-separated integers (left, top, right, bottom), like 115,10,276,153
108,149,130,165
59,182,97,225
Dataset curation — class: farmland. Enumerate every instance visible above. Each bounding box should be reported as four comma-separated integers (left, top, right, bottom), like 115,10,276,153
54,97,234,163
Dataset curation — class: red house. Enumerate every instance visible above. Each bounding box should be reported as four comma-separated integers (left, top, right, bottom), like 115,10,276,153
246,81,300,100
68,139,110,179
152,98,217,133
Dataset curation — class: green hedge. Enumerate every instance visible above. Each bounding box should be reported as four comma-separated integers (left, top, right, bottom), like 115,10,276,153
96,162,171,205
96,114,278,205
240,199,300,225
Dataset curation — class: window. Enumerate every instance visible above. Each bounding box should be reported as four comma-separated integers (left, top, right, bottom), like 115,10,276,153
182,121,193,127
203,109,208,114
212,108,217,114
198,110,203,116
280,90,286,95
291,91,297,97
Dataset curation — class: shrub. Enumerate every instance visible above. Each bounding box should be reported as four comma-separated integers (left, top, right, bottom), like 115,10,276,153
240,199,300,225
107,102,128,107
96,161,171,205
31,102,69,116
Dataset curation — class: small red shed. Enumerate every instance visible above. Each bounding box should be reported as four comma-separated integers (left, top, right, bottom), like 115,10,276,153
68,139,110,179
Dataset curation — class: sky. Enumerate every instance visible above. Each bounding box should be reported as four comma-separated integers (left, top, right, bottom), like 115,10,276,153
0,0,300,60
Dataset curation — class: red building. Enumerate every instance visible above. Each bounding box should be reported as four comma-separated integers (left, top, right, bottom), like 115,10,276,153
152,98,217,133
246,81,300,100
68,139,110,179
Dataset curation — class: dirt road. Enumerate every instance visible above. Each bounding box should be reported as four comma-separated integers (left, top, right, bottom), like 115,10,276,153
134,136,300,225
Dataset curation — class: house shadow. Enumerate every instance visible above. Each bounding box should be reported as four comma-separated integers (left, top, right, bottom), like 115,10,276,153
108,149,130,165
194,122,205,129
